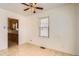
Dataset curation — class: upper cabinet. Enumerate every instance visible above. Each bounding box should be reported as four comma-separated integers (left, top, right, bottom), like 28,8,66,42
8,18,18,31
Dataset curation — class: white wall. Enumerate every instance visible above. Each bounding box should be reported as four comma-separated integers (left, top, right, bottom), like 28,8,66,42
75,4,79,55
0,13,8,50
25,4,76,55
0,4,78,55
0,8,30,50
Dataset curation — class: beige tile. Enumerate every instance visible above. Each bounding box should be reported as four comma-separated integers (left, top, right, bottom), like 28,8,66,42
0,43,72,56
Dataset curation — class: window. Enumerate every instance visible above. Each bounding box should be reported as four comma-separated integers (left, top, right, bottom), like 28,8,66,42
39,17,49,37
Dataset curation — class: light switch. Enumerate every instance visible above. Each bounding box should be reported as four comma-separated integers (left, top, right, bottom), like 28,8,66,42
3,26,6,29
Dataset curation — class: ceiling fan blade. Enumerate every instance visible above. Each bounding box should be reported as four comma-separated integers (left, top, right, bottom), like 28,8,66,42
24,8,30,11
35,7,43,10
33,10,36,13
21,3,29,6
35,3,37,5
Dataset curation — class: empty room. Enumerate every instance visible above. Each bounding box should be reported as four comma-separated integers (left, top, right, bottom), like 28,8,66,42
0,3,79,56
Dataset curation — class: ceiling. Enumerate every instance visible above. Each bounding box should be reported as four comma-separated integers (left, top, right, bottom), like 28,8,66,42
0,3,67,16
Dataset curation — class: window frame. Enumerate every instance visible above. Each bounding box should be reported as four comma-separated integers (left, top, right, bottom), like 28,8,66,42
39,16,49,38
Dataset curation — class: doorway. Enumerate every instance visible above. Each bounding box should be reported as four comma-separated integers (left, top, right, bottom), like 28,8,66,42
8,18,19,48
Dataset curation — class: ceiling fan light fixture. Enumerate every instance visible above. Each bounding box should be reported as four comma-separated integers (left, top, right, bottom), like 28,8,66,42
21,3,43,13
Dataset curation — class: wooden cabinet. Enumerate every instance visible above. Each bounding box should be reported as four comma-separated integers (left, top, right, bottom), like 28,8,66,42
8,18,18,30
8,32,18,44
8,18,18,47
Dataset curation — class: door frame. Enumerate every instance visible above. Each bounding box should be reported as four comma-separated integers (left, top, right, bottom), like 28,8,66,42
7,17,19,47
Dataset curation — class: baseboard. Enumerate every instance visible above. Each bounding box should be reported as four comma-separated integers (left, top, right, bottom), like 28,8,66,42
27,42,73,56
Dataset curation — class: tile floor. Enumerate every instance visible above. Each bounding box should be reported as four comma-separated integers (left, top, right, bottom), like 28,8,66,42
0,43,72,56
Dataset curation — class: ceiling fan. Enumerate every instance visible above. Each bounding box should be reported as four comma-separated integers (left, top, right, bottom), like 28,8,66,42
21,3,43,13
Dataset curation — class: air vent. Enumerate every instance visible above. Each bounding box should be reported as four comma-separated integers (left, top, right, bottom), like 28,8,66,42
40,46,46,49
